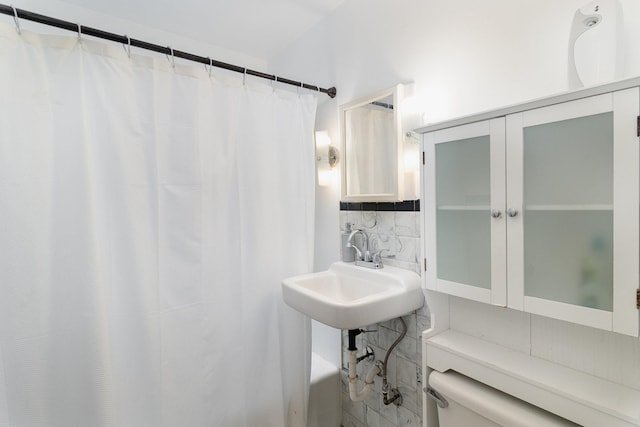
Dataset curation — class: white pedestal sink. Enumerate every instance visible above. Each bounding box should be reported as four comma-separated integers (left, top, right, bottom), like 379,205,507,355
282,262,424,330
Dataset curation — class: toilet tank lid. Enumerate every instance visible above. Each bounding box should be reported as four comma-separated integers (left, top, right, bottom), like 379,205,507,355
428,370,579,427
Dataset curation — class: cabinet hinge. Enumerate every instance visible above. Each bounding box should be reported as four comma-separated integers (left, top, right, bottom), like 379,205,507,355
637,116,640,137
424,258,427,271
422,151,426,165
636,289,640,309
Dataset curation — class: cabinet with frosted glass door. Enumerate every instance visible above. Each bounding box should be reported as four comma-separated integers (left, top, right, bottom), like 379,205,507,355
423,118,507,307
422,85,640,336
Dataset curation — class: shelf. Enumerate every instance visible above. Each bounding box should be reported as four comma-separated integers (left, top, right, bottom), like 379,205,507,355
437,205,490,211
438,205,613,212
425,330,640,427
525,204,613,211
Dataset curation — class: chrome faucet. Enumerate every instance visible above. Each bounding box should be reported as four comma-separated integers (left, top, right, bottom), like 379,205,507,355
347,229,369,261
346,229,383,269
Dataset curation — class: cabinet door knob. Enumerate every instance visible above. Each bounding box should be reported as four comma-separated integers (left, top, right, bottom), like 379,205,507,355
507,208,519,218
491,209,502,218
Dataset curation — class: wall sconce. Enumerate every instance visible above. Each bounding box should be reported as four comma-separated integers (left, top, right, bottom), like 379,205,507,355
315,130,340,187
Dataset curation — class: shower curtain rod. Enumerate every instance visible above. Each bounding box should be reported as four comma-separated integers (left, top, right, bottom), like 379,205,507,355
0,4,337,98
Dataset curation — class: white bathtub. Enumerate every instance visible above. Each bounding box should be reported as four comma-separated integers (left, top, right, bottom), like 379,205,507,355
308,352,340,427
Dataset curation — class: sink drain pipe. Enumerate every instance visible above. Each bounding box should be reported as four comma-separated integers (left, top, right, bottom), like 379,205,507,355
346,318,407,405
347,329,380,401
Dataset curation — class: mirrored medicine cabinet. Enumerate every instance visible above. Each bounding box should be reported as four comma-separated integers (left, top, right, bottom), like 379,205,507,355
340,84,418,202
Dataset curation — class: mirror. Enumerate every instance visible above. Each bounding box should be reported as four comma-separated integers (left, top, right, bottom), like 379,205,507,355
340,84,416,202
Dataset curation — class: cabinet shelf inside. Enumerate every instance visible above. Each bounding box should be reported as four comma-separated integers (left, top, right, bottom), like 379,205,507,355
437,205,613,212
437,205,490,211
525,204,613,211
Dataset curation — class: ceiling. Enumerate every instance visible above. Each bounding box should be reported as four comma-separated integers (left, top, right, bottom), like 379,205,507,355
59,0,344,60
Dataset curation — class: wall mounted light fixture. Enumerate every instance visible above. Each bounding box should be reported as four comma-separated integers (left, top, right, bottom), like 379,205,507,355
315,130,340,187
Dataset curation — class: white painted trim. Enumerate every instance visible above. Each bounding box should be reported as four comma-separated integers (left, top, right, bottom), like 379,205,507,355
524,296,612,331
432,120,490,144
521,92,612,127
421,290,451,427
506,112,524,311
612,87,640,337
416,76,640,133
490,118,507,307
423,132,437,290
437,279,492,304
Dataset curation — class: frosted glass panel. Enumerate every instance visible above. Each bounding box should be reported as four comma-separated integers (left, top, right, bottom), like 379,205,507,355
435,136,491,289
524,211,613,310
436,210,491,288
523,112,613,311
435,136,490,207
523,112,613,206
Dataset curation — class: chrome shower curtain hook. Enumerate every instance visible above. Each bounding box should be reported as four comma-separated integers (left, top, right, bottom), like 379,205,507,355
77,23,82,43
123,35,131,58
242,68,247,85
10,5,21,35
166,46,175,68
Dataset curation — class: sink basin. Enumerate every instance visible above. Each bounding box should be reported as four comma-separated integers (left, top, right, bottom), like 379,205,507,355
282,262,424,330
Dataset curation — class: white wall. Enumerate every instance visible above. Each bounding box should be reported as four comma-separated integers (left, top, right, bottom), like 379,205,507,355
269,0,640,416
270,0,640,278
6,0,266,70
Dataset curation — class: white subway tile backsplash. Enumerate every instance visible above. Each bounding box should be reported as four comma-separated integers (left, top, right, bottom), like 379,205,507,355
365,407,381,427
376,211,395,235
395,212,418,237
397,383,419,414
362,211,377,230
343,391,366,424
395,237,417,263
396,356,417,389
379,397,398,425
397,405,421,426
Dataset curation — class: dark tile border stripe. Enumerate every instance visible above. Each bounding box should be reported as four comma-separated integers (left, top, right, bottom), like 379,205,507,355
339,200,420,212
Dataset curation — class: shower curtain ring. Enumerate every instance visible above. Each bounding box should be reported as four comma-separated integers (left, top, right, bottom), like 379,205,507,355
204,57,214,78
243,68,247,85
272,76,277,92
10,5,21,35
166,46,175,68
123,35,131,58
77,23,82,42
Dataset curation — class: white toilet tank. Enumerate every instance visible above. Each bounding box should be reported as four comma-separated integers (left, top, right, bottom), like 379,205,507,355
428,370,580,427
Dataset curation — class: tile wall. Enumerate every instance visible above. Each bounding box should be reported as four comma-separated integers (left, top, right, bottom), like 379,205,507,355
338,201,430,427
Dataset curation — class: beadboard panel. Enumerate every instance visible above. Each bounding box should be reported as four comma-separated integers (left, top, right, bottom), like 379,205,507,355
449,296,532,354
531,315,640,391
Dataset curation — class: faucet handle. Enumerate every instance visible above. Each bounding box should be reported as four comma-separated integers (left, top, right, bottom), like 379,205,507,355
371,249,390,263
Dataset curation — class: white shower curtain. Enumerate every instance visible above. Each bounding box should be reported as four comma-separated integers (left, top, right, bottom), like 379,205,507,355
0,23,315,427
